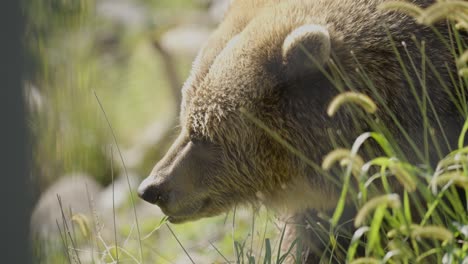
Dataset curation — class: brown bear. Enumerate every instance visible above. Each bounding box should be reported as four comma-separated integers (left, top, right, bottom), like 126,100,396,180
138,0,464,262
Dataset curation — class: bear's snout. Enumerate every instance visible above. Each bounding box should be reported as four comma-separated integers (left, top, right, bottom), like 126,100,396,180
137,134,223,221
137,177,170,207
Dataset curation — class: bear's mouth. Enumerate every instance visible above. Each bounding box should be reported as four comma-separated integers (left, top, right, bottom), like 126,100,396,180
166,197,214,224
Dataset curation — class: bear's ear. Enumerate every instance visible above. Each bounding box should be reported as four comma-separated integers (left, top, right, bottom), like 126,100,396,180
282,24,331,74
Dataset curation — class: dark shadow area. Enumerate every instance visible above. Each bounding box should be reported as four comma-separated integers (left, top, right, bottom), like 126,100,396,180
0,0,32,263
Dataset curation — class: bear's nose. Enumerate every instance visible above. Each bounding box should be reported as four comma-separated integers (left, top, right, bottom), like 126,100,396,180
137,178,167,206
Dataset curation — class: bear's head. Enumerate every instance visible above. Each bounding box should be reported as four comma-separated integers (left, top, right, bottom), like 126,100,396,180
137,0,401,223
138,2,345,223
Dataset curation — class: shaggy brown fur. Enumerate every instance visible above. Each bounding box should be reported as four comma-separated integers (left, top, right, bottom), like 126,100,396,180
138,0,464,262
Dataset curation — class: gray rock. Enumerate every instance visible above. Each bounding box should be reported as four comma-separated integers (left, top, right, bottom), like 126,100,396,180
31,173,102,239
209,0,231,23
96,0,148,28
160,25,212,58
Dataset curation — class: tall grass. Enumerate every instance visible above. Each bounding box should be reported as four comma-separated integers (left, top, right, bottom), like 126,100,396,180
240,1,468,262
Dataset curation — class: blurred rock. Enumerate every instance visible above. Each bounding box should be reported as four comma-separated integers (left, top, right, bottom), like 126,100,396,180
156,0,231,59
160,24,212,58
30,173,102,239
97,0,148,29
209,0,231,23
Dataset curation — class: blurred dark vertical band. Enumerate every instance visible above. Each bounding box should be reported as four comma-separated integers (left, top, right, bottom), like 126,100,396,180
0,0,32,263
